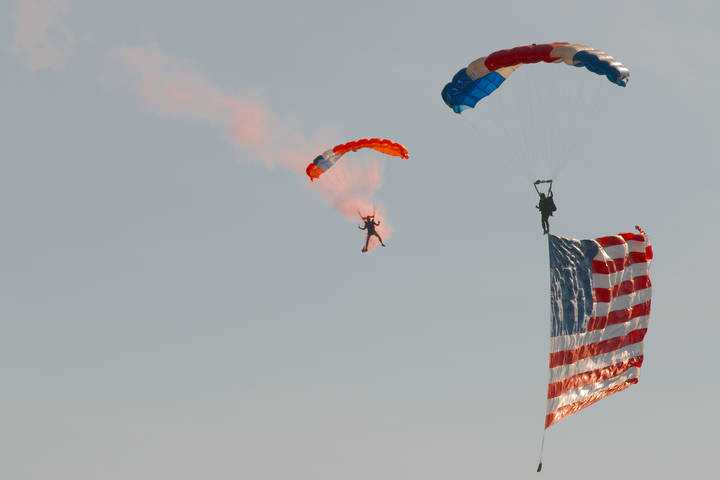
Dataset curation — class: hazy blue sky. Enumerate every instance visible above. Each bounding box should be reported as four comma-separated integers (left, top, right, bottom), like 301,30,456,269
1,1,718,478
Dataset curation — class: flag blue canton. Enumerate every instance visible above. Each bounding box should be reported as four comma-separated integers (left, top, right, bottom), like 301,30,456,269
549,235,599,337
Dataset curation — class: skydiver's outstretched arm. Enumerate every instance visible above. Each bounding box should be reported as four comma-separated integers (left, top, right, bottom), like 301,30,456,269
548,180,553,196
533,182,542,196
358,225,366,230
373,220,380,226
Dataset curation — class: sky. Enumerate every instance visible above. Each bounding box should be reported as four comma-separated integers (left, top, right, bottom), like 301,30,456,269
1,0,718,478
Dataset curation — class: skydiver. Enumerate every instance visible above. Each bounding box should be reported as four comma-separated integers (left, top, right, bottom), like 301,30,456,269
359,216,385,253
534,180,556,235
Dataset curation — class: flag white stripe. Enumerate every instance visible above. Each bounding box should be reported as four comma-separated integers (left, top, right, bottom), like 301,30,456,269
592,287,651,316
592,263,651,289
625,238,650,253
549,342,644,383
546,367,641,413
598,244,631,260
599,241,647,260
550,315,649,352
596,237,648,258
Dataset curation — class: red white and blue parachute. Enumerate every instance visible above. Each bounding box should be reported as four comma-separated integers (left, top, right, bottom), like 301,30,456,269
442,43,629,113
306,138,409,182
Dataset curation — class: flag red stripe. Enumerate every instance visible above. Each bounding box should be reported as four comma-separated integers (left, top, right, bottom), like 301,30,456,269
587,300,651,331
618,232,645,242
547,356,643,399
592,252,649,274
595,235,626,247
545,379,637,428
593,275,651,302
595,233,645,247
549,328,647,368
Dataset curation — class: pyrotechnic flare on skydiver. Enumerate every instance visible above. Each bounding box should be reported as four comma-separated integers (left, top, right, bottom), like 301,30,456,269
359,215,385,252
534,179,557,235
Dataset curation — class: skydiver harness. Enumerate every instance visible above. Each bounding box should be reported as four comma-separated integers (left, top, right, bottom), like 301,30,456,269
539,196,556,217
534,179,557,217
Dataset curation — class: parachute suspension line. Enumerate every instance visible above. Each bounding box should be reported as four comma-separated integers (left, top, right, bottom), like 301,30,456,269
495,74,527,176
552,71,603,179
460,113,487,140
507,69,535,181
537,232,553,472
537,430,546,472
494,79,526,171
459,99,527,181
504,90,535,183
523,67,549,177
548,76,585,179
459,114,500,161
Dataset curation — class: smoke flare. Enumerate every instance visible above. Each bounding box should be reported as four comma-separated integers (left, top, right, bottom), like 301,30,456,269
11,0,74,71
110,45,391,250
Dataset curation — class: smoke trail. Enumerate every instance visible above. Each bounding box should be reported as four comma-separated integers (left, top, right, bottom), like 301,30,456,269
11,0,74,71
109,45,391,250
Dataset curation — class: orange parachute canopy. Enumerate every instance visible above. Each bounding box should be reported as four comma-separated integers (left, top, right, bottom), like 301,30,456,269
331,138,409,158
306,138,409,181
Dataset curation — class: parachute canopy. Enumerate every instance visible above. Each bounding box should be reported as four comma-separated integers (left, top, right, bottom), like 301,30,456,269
442,42,630,113
306,138,409,181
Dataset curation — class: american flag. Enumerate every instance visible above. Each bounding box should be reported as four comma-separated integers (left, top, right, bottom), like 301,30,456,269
544,226,653,428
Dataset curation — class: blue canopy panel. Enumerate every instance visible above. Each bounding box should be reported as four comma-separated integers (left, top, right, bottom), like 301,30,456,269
572,50,629,87
441,69,506,114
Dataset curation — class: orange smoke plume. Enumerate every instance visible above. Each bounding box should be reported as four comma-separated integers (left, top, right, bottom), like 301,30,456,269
110,45,391,251
11,0,74,71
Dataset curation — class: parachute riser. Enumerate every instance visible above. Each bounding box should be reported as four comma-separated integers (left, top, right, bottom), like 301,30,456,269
533,179,553,198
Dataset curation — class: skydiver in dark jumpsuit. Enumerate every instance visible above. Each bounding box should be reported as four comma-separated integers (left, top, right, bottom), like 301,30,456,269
359,216,385,252
534,180,556,235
